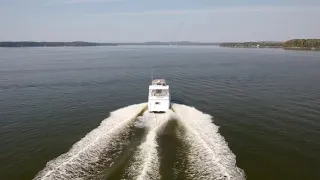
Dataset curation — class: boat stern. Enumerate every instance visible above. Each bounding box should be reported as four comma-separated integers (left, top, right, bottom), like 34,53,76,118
148,98,170,113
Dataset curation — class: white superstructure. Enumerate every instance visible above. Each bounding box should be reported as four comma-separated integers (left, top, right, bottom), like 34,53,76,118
148,79,170,113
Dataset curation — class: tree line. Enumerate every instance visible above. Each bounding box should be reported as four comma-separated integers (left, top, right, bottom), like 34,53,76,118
283,39,320,49
220,42,283,48
1,39,319,49
0,41,117,47
220,39,320,49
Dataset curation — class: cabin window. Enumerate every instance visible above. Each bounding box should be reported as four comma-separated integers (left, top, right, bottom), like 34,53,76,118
150,89,168,96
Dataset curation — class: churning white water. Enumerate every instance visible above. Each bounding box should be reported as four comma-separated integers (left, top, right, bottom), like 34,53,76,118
34,103,147,180
125,110,176,180
172,104,245,180
34,103,245,180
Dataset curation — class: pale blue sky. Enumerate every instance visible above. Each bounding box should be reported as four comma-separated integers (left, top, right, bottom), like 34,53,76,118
0,0,319,42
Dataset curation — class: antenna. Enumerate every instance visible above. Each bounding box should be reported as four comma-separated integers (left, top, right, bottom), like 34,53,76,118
151,69,154,82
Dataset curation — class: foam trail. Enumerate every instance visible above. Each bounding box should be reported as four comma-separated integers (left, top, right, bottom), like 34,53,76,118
125,110,175,180
172,104,246,180
34,103,147,180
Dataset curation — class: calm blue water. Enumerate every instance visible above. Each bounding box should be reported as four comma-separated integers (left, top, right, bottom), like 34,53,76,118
0,46,319,180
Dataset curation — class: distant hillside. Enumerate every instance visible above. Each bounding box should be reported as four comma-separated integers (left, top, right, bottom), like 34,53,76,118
118,41,220,46
0,41,220,47
220,39,320,50
0,41,118,47
220,41,283,48
283,39,320,50
3,40,319,49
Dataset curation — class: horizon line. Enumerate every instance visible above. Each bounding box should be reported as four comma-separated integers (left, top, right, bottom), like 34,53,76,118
3,40,313,44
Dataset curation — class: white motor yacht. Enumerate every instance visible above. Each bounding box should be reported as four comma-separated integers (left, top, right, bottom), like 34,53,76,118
148,79,170,113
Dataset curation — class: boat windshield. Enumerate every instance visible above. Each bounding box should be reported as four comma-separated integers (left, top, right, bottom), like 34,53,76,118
150,89,169,97
152,79,166,86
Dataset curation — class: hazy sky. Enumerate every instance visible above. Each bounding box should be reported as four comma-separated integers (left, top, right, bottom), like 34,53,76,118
0,0,319,42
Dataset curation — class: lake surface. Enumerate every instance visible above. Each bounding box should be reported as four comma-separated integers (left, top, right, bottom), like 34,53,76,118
0,46,319,180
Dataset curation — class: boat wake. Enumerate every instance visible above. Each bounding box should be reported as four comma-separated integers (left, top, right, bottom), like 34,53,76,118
172,104,245,180
34,103,147,180
34,103,245,180
124,110,176,180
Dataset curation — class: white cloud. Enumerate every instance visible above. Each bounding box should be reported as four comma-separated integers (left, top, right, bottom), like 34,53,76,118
65,0,123,4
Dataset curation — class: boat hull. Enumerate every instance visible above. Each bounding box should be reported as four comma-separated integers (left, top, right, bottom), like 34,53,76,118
148,98,170,113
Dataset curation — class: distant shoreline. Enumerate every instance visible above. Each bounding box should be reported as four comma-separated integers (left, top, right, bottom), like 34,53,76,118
283,47,320,51
0,41,219,47
220,39,320,51
1,40,320,51
220,46,320,51
0,41,118,47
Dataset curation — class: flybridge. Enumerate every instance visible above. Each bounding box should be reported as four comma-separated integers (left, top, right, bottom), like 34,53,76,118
148,79,171,113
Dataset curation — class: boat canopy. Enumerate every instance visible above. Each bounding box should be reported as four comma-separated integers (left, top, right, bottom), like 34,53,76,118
152,79,166,86
149,86,169,90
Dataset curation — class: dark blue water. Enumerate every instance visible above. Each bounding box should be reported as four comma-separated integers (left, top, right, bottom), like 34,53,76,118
0,46,319,180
